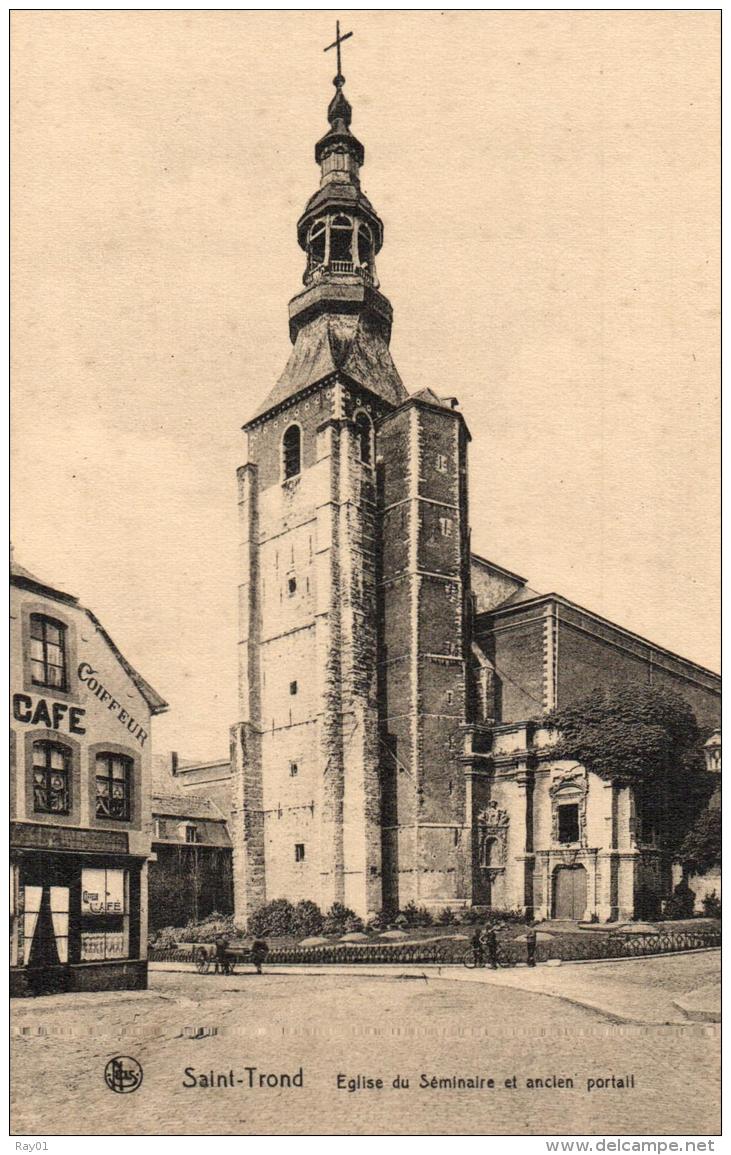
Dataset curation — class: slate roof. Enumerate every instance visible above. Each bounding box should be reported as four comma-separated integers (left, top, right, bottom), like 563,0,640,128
151,793,228,822
247,311,407,424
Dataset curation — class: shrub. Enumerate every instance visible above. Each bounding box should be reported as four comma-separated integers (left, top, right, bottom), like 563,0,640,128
393,913,408,928
681,807,721,874
345,916,364,933
663,880,695,921
366,912,384,931
702,891,721,919
399,901,420,925
322,903,357,934
291,900,324,938
248,898,297,937
149,925,181,950
183,913,236,943
437,907,455,926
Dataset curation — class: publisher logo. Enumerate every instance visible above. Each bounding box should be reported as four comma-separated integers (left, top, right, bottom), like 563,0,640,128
105,1055,143,1094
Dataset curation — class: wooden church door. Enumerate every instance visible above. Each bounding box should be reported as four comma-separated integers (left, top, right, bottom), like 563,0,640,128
553,865,587,920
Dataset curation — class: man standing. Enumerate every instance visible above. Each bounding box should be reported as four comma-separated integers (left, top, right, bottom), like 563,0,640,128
525,925,537,968
251,938,269,975
214,933,230,975
484,924,498,969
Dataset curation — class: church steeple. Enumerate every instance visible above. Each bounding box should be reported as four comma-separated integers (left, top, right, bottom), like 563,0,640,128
295,38,384,298
245,24,406,427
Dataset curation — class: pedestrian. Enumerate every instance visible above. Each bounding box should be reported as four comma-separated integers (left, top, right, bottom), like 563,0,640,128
251,937,269,975
214,933,230,976
525,925,537,968
484,924,498,969
470,926,484,967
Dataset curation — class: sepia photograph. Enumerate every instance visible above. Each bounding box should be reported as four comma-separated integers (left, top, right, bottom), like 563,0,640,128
9,9,720,1139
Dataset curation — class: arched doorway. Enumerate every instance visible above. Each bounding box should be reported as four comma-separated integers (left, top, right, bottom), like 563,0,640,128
553,865,587,920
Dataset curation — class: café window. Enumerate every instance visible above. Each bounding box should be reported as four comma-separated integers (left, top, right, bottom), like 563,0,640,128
95,753,132,821
32,740,71,815
295,843,305,862
558,803,580,844
80,868,129,961
29,613,68,691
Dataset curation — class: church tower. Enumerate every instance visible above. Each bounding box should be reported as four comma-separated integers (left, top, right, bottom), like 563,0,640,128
231,36,473,921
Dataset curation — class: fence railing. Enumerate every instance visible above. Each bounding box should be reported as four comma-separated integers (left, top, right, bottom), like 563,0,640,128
149,927,720,968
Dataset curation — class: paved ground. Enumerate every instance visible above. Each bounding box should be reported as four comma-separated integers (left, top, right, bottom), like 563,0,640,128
11,953,720,1136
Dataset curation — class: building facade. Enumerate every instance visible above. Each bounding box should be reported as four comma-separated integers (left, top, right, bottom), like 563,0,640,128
10,560,166,995
148,792,232,931
227,68,720,925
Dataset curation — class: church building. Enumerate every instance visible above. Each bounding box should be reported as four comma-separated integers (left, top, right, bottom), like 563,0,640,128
227,51,720,925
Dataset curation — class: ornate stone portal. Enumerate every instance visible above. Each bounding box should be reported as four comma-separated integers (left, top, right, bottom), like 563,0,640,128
476,800,509,877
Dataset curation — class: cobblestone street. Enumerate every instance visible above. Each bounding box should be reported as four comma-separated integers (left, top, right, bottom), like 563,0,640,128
11,953,720,1135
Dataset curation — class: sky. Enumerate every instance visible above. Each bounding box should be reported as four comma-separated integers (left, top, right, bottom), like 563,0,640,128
11,11,720,761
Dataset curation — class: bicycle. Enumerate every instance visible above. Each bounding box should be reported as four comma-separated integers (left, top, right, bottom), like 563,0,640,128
462,946,513,969
194,947,237,976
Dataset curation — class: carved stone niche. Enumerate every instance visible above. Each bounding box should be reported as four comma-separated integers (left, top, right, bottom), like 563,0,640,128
549,770,588,848
476,799,509,869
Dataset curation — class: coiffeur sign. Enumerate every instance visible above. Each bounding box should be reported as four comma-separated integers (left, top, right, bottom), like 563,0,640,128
77,663,149,747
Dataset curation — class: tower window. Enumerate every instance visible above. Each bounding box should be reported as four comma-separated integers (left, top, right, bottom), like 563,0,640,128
295,843,305,862
29,614,68,691
287,576,297,596
330,214,353,263
283,425,301,480
308,218,326,266
357,222,373,268
354,412,373,465
436,453,448,473
290,680,298,695
438,517,453,537
289,761,298,777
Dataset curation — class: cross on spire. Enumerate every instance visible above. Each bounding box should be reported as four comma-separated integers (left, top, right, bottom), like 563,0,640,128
324,20,353,85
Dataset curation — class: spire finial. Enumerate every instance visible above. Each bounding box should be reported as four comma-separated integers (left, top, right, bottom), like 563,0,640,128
324,19,353,88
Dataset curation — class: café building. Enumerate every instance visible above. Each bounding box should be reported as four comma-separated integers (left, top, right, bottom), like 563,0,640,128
10,558,167,996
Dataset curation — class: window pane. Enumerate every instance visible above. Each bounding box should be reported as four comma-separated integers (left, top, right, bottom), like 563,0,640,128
30,659,46,682
30,637,44,659
105,870,125,913
558,804,579,843
50,748,66,769
45,622,62,644
81,869,108,915
112,760,127,779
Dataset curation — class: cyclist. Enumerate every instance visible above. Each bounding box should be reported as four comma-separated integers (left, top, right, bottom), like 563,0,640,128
470,926,484,967
483,923,498,969
214,933,230,976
